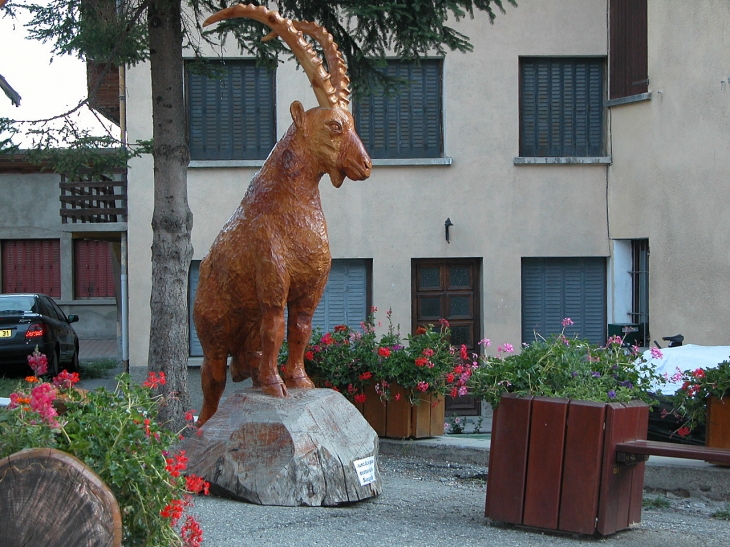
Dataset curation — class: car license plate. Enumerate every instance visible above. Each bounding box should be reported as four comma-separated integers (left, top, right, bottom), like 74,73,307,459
0,329,11,338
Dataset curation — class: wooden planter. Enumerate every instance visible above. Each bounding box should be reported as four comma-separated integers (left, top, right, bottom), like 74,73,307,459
485,394,649,536
354,383,445,439
707,396,730,465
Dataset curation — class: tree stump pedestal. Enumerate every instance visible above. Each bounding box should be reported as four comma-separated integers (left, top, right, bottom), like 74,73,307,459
181,388,381,506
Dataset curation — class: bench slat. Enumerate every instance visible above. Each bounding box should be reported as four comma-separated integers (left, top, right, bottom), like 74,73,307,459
616,440,730,464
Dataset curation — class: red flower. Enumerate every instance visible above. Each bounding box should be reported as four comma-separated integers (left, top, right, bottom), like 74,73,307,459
321,332,335,345
354,393,367,404
450,387,458,398
359,371,372,381
378,347,391,358
142,371,166,389
186,474,211,496
446,373,455,383
460,344,469,361
305,351,315,361
416,326,427,335
693,368,706,379
415,357,429,367
677,426,691,438
334,325,348,333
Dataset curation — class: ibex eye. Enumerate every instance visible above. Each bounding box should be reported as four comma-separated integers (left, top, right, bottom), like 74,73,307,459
328,122,342,132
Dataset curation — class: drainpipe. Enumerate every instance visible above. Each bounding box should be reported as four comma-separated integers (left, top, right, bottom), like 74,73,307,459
119,63,129,372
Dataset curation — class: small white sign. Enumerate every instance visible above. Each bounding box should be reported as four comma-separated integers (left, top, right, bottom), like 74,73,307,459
353,456,376,486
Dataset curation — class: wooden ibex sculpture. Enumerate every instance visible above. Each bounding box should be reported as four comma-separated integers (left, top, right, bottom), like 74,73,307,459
195,4,372,425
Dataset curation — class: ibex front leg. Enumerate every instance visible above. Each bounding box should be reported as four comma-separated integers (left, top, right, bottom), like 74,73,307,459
259,305,288,397
284,296,320,389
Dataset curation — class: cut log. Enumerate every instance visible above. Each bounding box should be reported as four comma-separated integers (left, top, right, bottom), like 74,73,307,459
0,448,122,547
181,388,381,506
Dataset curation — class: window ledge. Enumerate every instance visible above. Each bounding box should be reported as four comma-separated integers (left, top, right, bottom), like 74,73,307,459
514,157,612,165
189,160,266,169
372,157,453,167
606,92,652,107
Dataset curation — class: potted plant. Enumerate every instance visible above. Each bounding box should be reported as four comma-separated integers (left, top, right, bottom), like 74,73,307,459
292,308,471,438
0,350,209,546
669,360,730,456
467,319,665,536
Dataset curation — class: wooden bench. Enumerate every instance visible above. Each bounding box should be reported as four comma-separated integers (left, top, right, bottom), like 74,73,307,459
616,439,730,465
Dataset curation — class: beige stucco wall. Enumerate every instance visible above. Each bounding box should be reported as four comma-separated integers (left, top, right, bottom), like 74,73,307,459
608,0,730,345
125,0,610,366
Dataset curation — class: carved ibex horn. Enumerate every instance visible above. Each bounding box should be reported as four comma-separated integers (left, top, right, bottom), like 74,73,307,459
203,4,349,109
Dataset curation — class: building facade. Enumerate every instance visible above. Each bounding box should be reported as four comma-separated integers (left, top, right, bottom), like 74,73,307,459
122,0,730,387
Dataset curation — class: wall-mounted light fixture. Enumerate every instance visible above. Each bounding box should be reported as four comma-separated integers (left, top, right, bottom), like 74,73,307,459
444,218,453,244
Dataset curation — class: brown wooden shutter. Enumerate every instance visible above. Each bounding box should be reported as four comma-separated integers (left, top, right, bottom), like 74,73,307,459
1,240,61,297
610,0,648,99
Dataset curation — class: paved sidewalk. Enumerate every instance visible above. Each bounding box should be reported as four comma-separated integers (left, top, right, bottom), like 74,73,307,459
78,338,118,360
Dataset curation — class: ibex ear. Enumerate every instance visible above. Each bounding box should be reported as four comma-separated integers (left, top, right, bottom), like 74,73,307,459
290,101,305,130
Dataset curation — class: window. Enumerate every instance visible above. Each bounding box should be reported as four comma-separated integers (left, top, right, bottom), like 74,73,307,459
629,239,649,345
186,60,276,161
354,59,443,159
1,240,61,297
522,257,606,345
609,0,648,100
74,240,116,298
520,58,605,157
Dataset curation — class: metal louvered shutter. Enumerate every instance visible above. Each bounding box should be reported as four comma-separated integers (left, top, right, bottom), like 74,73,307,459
522,257,606,345
187,60,276,161
312,259,369,332
188,261,203,357
520,58,604,157
354,60,443,159
2,240,61,297
74,240,116,298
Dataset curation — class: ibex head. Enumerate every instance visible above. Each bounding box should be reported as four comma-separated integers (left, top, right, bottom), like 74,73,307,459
203,4,372,187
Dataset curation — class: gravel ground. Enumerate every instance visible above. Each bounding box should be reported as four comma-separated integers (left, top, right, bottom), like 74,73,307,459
189,453,730,547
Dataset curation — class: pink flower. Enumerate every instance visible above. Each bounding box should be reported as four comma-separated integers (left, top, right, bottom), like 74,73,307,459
561,318,574,327
650,346,663,360
497,343,514,354
27,349,48,376
52,370,80,389
478,338,491,347
416,381,429,393
606,335,623,346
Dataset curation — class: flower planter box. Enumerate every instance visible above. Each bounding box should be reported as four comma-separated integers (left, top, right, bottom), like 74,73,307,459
354,383,445,439
485,394,649,536
707,396,730,465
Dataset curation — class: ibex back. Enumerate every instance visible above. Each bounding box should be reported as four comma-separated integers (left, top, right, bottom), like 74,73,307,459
194,4,371,425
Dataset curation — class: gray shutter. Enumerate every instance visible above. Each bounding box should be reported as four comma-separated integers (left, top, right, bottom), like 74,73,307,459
355,60,442,159
312,259,368,332
188,261,203,357
187,61,276,161
522,258,606,345
520,58,604,157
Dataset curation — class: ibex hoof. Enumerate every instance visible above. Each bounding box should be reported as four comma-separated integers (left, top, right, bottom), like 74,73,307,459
261,381,289,398
284,375,315,389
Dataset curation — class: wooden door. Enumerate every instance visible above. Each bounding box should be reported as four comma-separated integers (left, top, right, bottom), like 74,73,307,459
412,258,481,414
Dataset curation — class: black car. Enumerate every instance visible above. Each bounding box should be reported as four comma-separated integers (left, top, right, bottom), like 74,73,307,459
0,293,80,375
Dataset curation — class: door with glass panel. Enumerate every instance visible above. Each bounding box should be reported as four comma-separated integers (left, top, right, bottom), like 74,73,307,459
412,259,481,414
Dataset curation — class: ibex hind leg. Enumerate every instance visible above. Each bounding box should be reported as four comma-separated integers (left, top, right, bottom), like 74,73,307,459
198,355,228,426
258,305,289,397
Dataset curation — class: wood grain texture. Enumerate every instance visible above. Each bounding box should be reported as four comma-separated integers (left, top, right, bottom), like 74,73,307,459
194,6,371,425
0,448,122,547
180,388,381,506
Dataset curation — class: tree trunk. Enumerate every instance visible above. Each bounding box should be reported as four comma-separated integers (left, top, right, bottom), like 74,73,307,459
147,0,192,431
